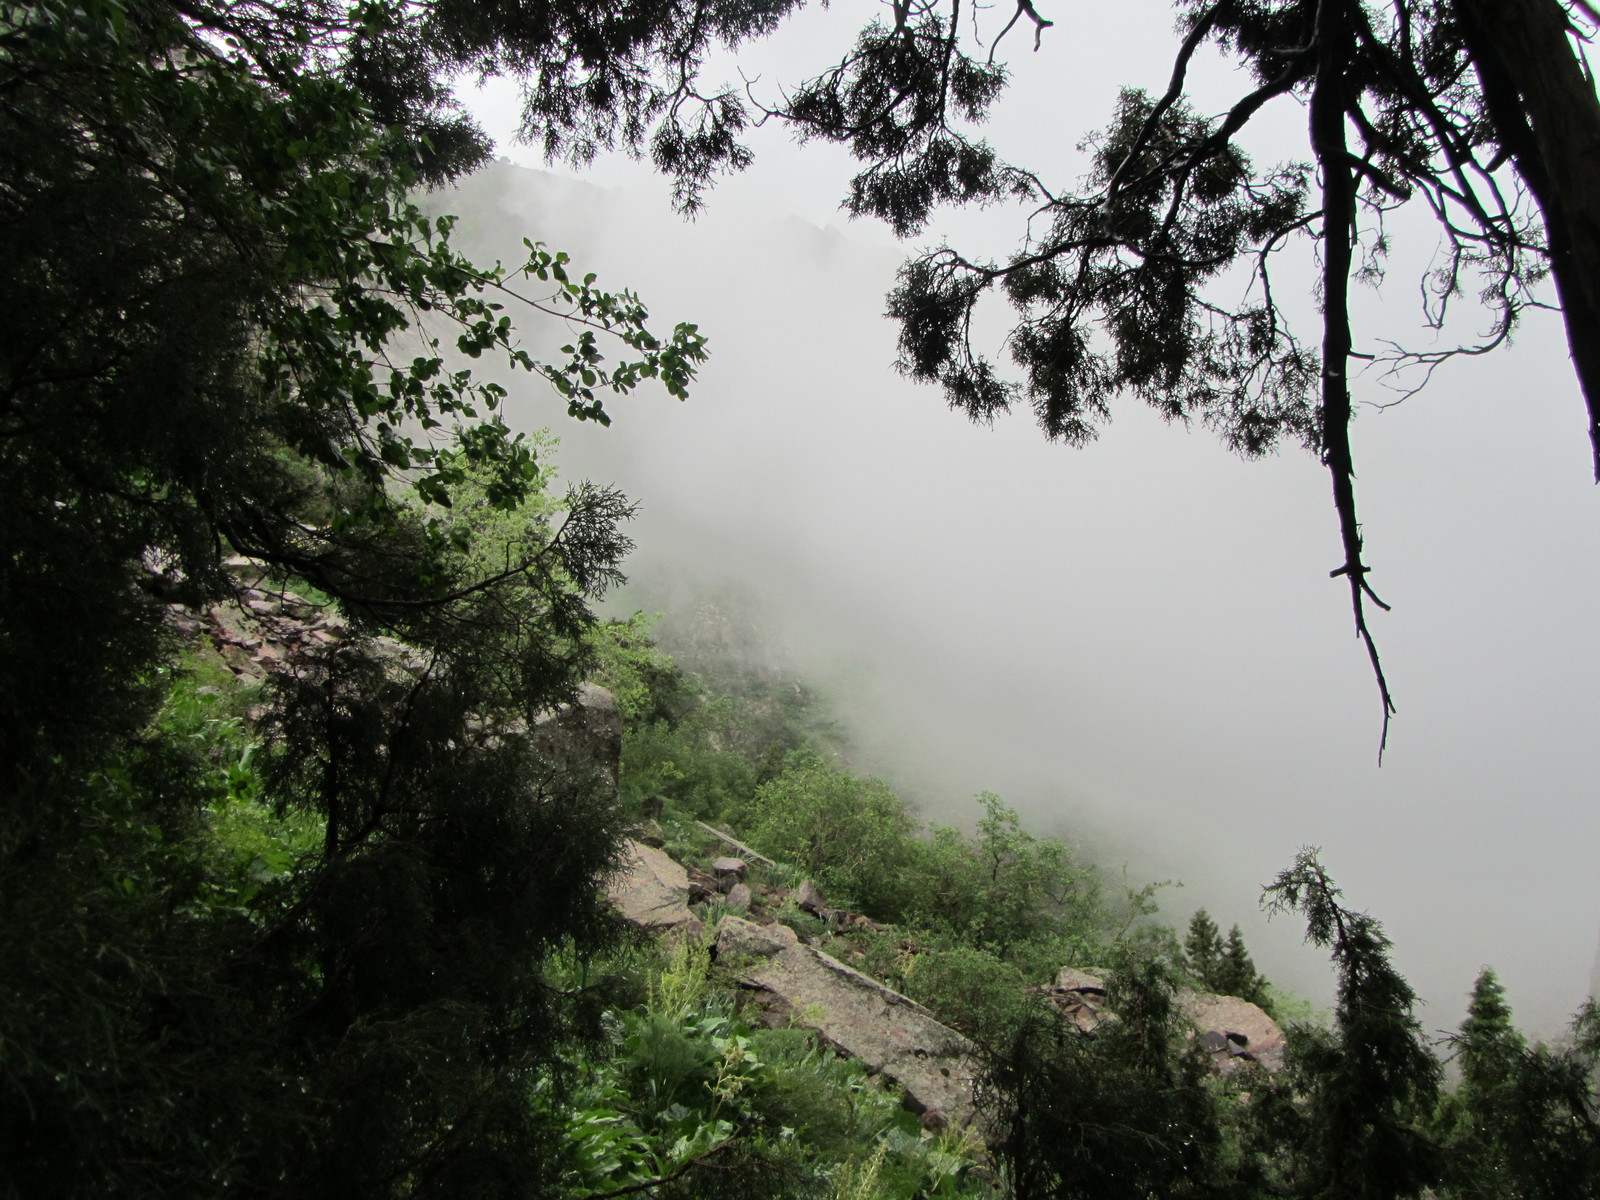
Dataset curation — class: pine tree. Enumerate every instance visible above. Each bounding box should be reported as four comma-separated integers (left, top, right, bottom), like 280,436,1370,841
1436,972,1600,1199
1216,924,1269,1005
1185,908,1225,988
1260,850,1441,1199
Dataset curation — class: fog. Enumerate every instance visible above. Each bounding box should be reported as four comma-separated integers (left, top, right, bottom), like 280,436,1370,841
443,4,1600,1036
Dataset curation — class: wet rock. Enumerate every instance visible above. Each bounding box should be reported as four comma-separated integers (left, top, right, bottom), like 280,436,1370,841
1054,967,1108,994
532,683,622,796
712,856,747,891
1052,965,1287,1074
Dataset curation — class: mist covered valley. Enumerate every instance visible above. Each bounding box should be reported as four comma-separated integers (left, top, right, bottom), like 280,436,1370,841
429,155,1600,1039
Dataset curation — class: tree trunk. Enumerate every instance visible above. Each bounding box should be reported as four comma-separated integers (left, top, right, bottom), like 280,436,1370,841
1456,0,1600,477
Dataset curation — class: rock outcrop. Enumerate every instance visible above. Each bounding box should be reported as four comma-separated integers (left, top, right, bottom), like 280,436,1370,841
606,839,704,936
715,916,979,1128
1178,990,1286,1073
1050,966,1287,1074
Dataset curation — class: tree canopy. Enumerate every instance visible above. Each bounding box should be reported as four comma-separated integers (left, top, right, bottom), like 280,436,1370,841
1,0,709,1191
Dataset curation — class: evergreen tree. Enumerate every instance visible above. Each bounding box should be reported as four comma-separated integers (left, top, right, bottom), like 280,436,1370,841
982,958,1227,1200
1216,924,1269,1005
0,0,710,1192
1436,973,1600,1199
1260,850,1441,1199
1185,908,1225,988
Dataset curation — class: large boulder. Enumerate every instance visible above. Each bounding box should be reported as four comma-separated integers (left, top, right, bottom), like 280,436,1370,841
715,916,979,1128
1051,966,1286,1074
1177,990,1286,1073
607,839,703,936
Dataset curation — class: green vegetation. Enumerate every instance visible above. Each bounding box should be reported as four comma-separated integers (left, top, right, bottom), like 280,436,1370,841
554,934,992,1200
588,614,1600,1199
5,0,1599,1194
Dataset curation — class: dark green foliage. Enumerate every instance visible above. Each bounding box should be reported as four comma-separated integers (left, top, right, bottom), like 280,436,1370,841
910,794,1102,959
0,0,715,1191
1434,972,1600,1199
741,751,918,918
1186,909,1269,1004
1216,925,1269,1004
1260,850,1442,1200
594,604,850,820
620,698,763,819
982,959,1226,1200
901,946,1035,1047
1186,909,1225,986
556,936,992,1200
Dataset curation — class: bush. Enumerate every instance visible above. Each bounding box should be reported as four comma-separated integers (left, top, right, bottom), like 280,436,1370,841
741,752,917,920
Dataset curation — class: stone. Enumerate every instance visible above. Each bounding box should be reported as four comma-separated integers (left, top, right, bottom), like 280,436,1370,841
712,856,747,891
1050,968,1286,1073
714,916,979,1127
726,881,753,909
795,879,827,916
1054,967,1107,993
1178,990,1287,1074
637,819,666,849
606,840,703,936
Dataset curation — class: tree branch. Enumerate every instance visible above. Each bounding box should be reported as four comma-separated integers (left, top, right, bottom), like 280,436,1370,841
1313,0,1396,760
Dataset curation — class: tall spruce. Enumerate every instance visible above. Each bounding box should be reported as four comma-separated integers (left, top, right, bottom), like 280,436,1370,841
1186,908,1226,987
1436,972,1600,1199
982,958,1226,1200
1261,850,1441,1199
1217,924,1268,1005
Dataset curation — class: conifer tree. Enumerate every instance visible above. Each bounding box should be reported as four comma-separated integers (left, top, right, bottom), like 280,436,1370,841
1217,924,1269,1005
0,0,710,1193
1436,972,1600,1199
982,959,1225,1200
1185,908,1225,987
1260,850,1441,1199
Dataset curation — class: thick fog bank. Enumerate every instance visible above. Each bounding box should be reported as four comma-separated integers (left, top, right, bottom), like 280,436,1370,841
435,162,1600,1037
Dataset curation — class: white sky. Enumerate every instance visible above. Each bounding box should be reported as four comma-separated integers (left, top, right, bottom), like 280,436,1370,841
450,1,1600,1035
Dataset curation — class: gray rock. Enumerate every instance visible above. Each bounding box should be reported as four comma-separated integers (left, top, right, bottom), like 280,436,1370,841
714,916,978,1127
1178,990,1287,1073
712,856,747,891
1054,967,1108,993
795,879,827,915
606,840,703,936
637,819,666,848
1053,965,1287,1074
725,881,753,909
